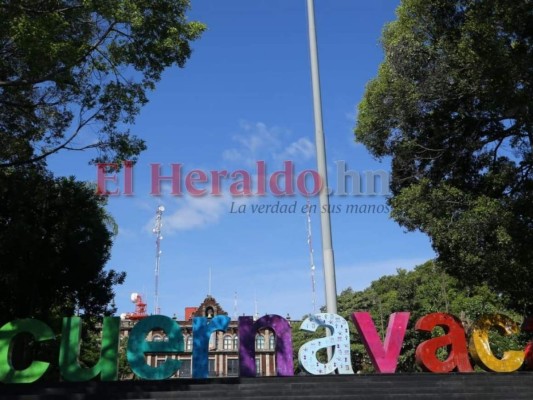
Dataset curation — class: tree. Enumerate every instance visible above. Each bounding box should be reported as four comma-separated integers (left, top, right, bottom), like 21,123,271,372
0,0,205,167
0,166,125,324
355,0,533,312
334,261,524,372
117,336,134,380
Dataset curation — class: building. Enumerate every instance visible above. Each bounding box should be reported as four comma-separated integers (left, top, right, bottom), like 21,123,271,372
120,295,283,378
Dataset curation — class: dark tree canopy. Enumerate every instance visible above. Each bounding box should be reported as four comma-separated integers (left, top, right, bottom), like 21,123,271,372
355,0,533,312
0,0,205,167
0,166,125,324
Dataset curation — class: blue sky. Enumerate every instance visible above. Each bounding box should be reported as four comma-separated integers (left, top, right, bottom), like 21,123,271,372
47,0,435,320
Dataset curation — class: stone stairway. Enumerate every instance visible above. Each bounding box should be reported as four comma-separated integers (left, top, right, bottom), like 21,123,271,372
3,373,533,399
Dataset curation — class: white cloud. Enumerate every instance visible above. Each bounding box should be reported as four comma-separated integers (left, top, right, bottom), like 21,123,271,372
275,137,315,161
223,121,315,165
165,196,225,231
143,120,317,235
145,195,253,233
234,122,281,154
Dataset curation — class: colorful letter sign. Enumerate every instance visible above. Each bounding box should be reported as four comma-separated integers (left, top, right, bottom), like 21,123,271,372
352,312,410,373
2,309,533,383
521,316,533,370
192,316,230,378
59,317,120,381
238,315,293,377
127,315,184,379
415,313,473,373
469,314,524,372
298,313,354,375
0,319,54,383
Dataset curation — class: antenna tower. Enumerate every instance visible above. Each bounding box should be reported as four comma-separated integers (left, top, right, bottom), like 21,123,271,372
153,205,165,314
306,197,317,313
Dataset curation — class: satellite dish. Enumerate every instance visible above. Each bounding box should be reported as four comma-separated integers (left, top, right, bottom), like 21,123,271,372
120,313,127,320
131,292,139,302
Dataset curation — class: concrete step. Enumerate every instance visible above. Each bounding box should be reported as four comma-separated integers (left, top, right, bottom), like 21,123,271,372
3,373,533,400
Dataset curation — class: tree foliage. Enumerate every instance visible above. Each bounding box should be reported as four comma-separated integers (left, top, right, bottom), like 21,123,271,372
117,336,134,380
0,166,125,324
0,0,205,167
334,261,524,372
355,0,533,312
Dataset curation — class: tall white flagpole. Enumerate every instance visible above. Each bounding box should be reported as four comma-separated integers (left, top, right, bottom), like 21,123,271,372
306,0,338,318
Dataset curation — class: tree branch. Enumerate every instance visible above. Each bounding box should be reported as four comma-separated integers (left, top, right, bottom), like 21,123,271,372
0,106,103,168
0,21,118,88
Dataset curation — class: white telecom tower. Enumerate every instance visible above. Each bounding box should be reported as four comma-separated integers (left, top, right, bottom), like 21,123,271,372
153,205,164,314
306,197,317,314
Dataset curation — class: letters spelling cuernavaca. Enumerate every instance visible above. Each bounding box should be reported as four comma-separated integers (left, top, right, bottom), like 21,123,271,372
0,312,531,383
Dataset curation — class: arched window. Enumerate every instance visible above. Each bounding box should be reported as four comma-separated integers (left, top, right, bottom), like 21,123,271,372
269,334,275,350
186,336,193,351
209,332,217,350
223,335,232,350
255,334,265,350
233,336,239,350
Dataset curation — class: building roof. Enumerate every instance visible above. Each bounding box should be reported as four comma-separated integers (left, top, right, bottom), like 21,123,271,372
191,295,228,319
